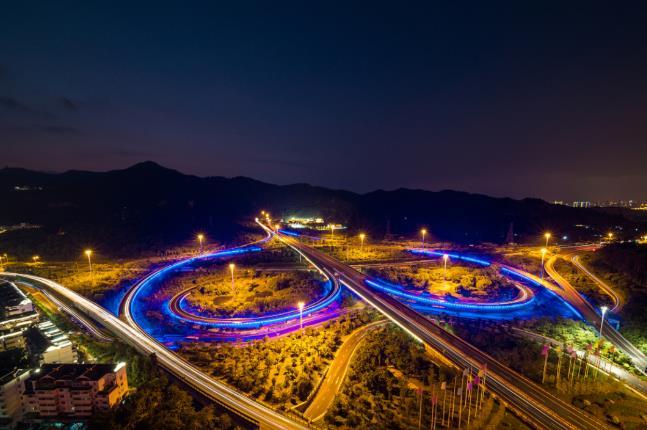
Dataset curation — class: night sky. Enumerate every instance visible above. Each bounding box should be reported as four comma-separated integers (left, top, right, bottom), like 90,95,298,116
2,2,646,201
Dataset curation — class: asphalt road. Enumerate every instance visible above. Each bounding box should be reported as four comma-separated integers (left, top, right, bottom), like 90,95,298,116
15,280,112,342
545,254,647,373
267,225,607,430
0,271,311,430
570,254,622,311
303,320,386,422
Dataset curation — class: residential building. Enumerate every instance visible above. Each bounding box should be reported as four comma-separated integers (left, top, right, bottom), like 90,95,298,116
0,369,30,430
22,363,128,420
26,322,76,365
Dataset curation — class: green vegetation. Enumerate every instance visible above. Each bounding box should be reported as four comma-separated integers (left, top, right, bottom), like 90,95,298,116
520,318,635,370
500,247,545,274
326,324,526,429
179,311,377,408
552,259,611,307
172,267,324,316
5,259,152,299
453,321,647,429
20,286,243,430
90,371,243,430
366,263,518,301
315,238,411,263
75,335,244,430
582,244,647,354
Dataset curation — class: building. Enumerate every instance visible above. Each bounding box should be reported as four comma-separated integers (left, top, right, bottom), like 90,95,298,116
23,363,128,420
0,281,34,321
0,282,38,353
0,369,30,430
0,331,25,353
26,321,76,365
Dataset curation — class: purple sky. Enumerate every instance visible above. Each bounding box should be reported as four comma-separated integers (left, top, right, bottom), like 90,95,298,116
2,2,646,201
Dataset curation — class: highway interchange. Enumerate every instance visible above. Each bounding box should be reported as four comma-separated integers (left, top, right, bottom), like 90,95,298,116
1,219,644,429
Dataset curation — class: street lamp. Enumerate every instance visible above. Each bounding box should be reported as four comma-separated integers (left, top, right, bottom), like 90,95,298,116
599,306,608,338
544,232,551,247
607,232,614,241
359,233,366,253
84,249,93,271
298,301,305,332
421,229,427,247
442,253,449,282
229,263,235,294
540,248,547,280
197,234,204,253
32,255,40,264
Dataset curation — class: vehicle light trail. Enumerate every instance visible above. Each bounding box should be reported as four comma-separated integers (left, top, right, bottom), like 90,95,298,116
1,271,309,430
264,222,607,430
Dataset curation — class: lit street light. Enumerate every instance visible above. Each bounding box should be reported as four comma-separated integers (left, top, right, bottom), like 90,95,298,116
32,255,40,264
84,249,93,271
443,253,449,282
599,306,608,338
540,248,547,280
421,229,427,247
298,301,305,332
229,263,236,294
544,232,551,247
197,234,204,253
359,233,366,253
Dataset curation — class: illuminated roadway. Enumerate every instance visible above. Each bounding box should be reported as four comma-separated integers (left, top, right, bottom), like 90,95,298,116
0,271,310,430
303,320,387,422
570,254,622,311
545,254,647,373
266,224,607,430
15,280,112,342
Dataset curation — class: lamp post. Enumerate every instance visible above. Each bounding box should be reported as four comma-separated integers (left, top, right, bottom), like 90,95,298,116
84,249,93,271
229,263,235,295
544,232,551,247
421,229,427,248
298,301,305,332
197,234,204,253
359,233,366,253
32,255,40,264
599,306,608,338
540,248,547,280
443,254,449,282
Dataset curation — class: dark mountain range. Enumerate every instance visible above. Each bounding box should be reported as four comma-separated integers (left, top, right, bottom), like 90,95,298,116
0,162,640,259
